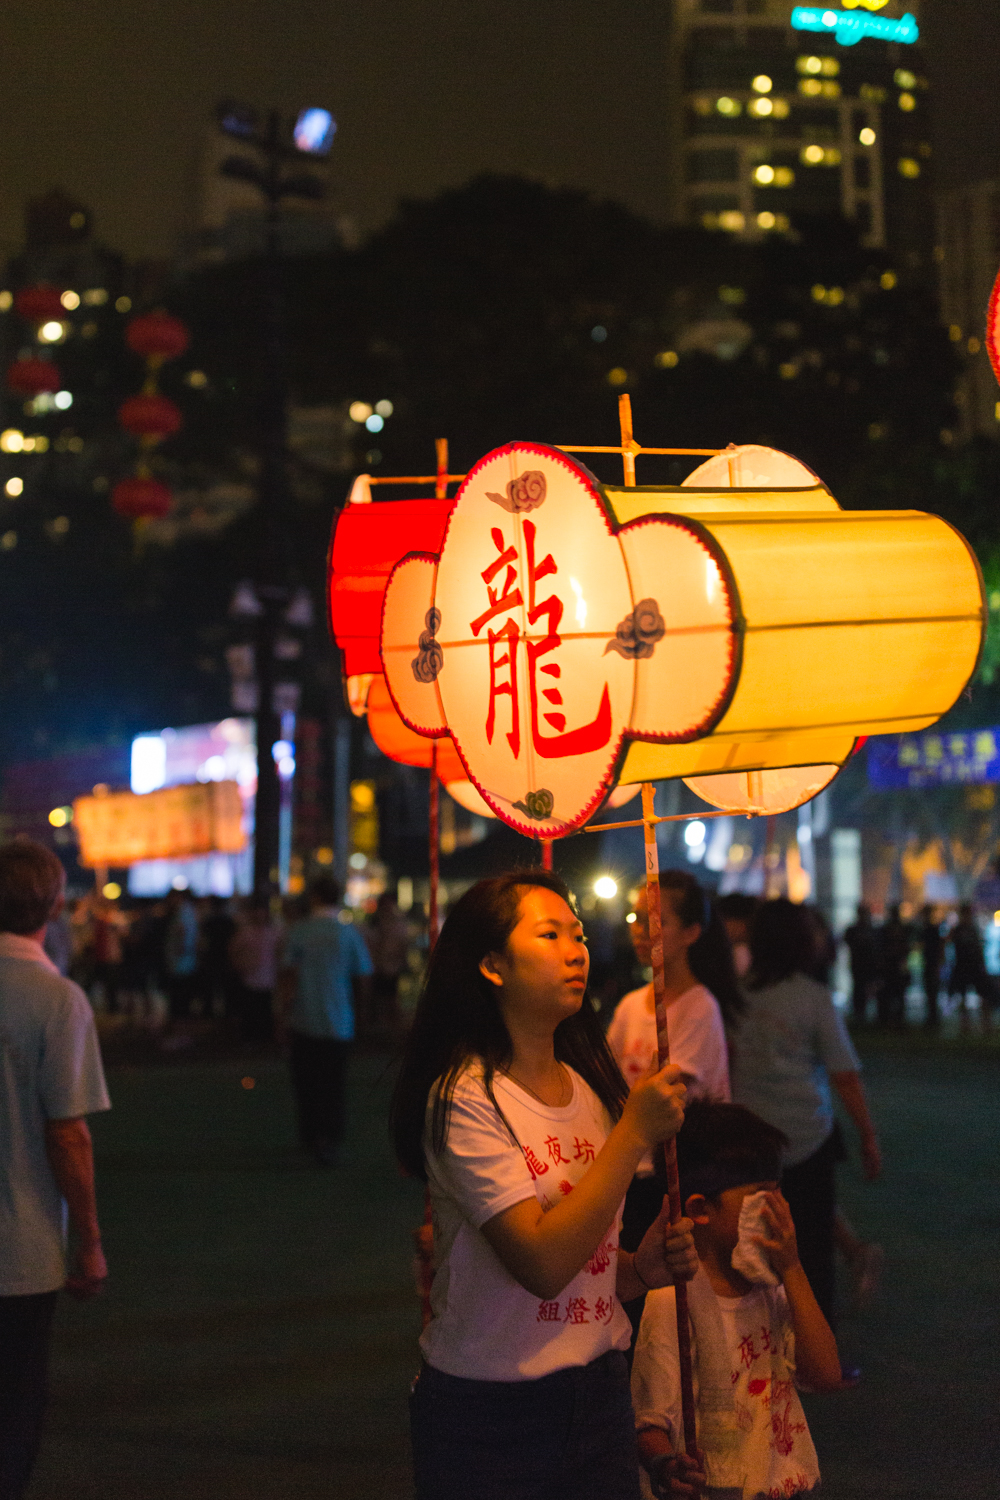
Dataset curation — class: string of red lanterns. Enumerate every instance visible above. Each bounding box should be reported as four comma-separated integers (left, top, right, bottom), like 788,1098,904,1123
113,309,190,521
6,284,65,398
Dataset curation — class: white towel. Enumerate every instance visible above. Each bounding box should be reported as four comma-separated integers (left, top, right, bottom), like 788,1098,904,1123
730,1191,780,1287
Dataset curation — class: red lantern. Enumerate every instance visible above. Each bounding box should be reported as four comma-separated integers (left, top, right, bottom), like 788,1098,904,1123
112,476,172,519
6,358,61,396
118,393,183,438
14,286,66,323
126,312,190,362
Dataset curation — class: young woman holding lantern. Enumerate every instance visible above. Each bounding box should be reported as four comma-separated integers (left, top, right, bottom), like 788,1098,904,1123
391,869,697,1500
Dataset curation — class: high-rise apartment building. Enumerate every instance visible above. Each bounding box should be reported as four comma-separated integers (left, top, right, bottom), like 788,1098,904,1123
667,1,932,267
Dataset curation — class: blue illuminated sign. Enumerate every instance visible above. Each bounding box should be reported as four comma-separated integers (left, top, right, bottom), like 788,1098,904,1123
791,7,919,45
867,728,1000,790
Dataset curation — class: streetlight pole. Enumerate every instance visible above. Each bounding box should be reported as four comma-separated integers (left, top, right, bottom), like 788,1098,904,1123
216,102,335,896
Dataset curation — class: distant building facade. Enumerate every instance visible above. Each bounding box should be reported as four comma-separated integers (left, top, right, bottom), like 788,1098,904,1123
935,178,1000,441
667,0,932,268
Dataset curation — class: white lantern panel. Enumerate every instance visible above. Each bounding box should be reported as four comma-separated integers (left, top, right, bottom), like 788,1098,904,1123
435,444,634,836
619,518,736,741
683,444,824,491
683,763,840,816
381,554,447,735
445,780,497,818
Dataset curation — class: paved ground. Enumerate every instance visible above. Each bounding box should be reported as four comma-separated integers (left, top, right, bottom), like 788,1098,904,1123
28,1034,999,1499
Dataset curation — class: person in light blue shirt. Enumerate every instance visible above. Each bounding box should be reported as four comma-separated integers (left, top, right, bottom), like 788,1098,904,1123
280,876,372,1166
729,898,881,1329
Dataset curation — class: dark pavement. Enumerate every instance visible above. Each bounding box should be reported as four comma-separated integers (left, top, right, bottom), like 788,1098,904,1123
28,1036,999,1499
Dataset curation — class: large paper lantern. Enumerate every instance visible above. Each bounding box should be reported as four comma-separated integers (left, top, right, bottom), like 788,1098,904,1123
987,266,1000,391
372,441,982,837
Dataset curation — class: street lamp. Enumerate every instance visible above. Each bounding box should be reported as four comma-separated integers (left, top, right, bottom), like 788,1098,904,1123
215,101,335,897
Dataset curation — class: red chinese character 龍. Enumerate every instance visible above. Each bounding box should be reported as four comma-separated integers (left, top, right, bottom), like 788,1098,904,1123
523,1145,549,1179
522,520,612,761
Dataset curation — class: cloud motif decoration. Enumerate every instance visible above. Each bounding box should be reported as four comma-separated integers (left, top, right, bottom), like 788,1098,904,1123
487,469,547,514
604,598,666,660
411,607,443,683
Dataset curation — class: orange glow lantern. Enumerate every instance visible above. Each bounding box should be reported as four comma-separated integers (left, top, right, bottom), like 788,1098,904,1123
365,440,982,835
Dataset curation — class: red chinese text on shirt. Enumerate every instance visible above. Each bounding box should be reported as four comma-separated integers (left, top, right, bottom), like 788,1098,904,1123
544,1135,569,1165
523,1145,549,1179
563,1296,590,1324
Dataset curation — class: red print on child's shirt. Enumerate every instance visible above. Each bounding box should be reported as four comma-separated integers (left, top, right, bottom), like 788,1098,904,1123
563,1297,590,1324
544,1136,569,1165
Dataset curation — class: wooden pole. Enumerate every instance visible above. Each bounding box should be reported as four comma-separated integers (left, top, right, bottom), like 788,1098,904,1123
435,438,449,499
541,838,554,871
641,781,698,1458
428,740,440,947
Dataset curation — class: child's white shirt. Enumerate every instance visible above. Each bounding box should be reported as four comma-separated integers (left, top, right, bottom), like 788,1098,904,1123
632,1280,820,1500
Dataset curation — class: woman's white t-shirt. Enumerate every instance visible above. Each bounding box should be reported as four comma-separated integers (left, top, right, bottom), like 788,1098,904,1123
421,1063,632,1381
606,983,730,1174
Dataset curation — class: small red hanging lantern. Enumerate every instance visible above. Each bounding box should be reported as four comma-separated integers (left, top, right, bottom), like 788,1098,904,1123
126,311,190,362
7,358,62,396
117,392,183,438
111,476,172,519
14,286,67,323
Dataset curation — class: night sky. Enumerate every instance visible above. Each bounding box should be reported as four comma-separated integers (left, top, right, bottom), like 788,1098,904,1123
0,0,998,260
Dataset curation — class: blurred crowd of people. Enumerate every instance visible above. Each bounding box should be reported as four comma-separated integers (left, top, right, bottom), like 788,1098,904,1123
45,883,417,1048
843,900,999,1031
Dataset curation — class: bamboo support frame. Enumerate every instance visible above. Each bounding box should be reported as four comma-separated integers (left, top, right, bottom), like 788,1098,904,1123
641,782,699,1458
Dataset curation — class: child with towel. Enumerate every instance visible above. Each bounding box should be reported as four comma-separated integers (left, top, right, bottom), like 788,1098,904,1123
631,1102,844,1499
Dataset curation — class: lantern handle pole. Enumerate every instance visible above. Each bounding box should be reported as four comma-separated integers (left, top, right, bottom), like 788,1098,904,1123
540,837,554,871
641,781,699,1460
435,439,449,499
367,473,467,487
429,740,440,949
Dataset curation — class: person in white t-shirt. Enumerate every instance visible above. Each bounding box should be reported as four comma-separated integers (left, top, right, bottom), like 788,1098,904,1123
632,1101,844,1500
608,872,742,1262
390,870,699,1500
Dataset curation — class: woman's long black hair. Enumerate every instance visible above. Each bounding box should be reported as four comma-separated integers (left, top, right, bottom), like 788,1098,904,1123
389,869,629,1181
657,869,745,1029
745,897,817,988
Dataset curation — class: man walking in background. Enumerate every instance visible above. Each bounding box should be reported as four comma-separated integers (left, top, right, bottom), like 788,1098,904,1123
0,840,110,1499
278,876,372,1167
